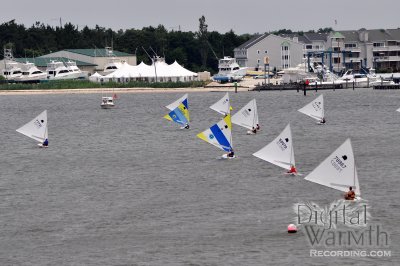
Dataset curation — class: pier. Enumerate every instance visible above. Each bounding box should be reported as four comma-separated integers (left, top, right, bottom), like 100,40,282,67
252,83,345,91
373,84,400,90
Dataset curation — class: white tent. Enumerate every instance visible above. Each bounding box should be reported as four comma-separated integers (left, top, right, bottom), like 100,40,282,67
97,60,198,83
89,72,104,83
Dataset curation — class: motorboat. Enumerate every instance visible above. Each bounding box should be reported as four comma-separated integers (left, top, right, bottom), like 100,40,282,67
17,62,47,82
212,56,247,82
100,96,115,109
339,69,378,88
102,47,124,74
103,58,124,74
2,61,22,80
65,60,88,79
1,48,22,81
46,60,86,80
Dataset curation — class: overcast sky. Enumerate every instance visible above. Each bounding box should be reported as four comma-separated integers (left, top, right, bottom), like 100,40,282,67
2,0,400,34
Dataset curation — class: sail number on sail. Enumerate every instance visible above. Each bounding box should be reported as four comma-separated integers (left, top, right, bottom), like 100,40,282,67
276,138,289,151
331,155,348,173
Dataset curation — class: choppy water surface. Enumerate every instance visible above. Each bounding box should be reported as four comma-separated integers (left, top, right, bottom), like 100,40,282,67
0,88,399,265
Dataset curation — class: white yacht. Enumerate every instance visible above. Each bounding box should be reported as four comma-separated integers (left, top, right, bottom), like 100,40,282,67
103,58,123,73
46,60,86,80
1,48,22,80
102,47,124,74
17,62,47,82
339,69,378,88
2,61,22,80
212,56,247,82
65,60,88,79
100,96,115,109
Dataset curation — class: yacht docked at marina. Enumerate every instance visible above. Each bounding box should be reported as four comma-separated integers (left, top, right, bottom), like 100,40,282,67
212,56,247,82
46,60,87,80
2,60,22,81
16,62,47,82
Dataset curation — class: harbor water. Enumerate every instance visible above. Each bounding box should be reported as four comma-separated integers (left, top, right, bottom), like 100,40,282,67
0,88,399,265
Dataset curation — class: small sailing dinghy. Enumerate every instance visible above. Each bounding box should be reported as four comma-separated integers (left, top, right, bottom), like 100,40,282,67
298,94,325,124
166,94,188,111
210,92,231,116
16,110,49,148
163,103,190,129
252,123,298,175
165,94,190,127
231,99,259,134
304,138,361,200
397,107,400,112
197,114,235,159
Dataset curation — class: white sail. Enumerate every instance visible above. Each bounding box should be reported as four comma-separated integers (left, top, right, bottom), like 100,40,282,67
298,94,324,121
197,114,233,152
304,138,360,196
16,110,48,143
166,93,188,110
231,99,258,130
397,107,400,112
210,92,231,116
252,123,295,170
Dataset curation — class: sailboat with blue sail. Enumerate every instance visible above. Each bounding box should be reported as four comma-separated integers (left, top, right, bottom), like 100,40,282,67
197,114,235,159
165,94,190,128
164,102,190,129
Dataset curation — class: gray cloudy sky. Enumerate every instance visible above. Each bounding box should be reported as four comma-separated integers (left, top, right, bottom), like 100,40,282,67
2,0,400,34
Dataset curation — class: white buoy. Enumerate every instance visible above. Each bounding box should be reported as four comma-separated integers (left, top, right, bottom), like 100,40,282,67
288,224,297,233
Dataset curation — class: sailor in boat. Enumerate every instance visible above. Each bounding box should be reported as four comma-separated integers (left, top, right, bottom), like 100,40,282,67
256,124,260,130
184,123,190,129
287,165,297,174
227,149,235,158
320,118,326,124
344,186,356,200
42,138,49,147
251,127,257,134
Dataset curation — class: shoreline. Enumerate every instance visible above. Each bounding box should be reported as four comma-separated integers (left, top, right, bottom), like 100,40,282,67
0,86,252,95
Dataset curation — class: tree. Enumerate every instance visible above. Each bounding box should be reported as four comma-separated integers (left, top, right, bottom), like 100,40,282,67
197,15,208,69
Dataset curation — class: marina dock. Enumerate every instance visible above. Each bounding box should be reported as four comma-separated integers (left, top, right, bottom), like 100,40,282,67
373,84,400,90
251,83,345,91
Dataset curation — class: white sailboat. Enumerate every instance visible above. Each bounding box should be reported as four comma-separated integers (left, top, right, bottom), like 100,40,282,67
396,107,400,113
16,110,49,148
298,94,325,124
197,114,235,159
210,92,231,116
304,138,360,200
252,123,297,174
231,99,259,134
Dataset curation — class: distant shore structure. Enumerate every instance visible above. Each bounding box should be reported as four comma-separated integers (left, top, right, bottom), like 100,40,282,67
0,48,136,75
234,28,400,74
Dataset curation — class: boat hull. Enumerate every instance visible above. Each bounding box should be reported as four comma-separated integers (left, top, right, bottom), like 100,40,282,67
101,104,115,109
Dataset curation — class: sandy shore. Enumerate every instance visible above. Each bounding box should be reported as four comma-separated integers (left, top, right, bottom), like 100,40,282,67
0,77,272,95
0,86,253,95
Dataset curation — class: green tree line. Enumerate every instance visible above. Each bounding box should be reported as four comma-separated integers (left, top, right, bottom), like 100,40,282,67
0,18,332,73
0,18,252,73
